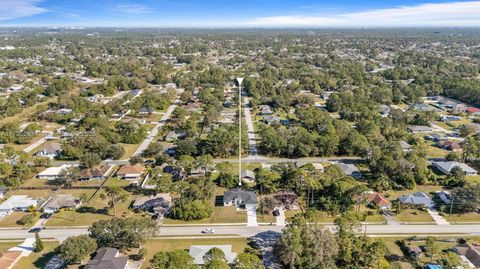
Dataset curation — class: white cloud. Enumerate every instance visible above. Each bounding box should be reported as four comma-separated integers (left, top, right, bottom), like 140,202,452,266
115,4,153,15
0,0,47,21
247,1,480,27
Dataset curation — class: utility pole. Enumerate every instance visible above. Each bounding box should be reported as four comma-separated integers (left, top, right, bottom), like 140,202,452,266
449,196,454,216
236,77,244,187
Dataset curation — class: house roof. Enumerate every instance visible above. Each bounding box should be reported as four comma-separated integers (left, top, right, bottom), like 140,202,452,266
433,161,477,174
36,142,61,154
132,193,172,208
455,243,480,267
85,248,128,269
79,165,112,179
399,192,434,207
189,245,236,265
224,189,257,204
43,195,79,210
240,170,255,180
37,164,74,177
335,163,361,176
263,115,280,124
0,195,37,211
116,164,144,175
367,192,390,207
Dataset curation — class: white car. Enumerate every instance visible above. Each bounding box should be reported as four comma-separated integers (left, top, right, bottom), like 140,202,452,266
202,228,215,234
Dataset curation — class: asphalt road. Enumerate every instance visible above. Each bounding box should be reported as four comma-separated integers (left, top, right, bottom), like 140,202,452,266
3,224,480,240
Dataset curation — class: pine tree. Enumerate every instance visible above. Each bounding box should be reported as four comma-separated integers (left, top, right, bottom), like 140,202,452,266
34,232,44,253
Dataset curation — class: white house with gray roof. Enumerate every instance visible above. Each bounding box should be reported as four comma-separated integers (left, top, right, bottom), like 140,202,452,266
223,189,257,208
433,161,477,176
189,245,236,265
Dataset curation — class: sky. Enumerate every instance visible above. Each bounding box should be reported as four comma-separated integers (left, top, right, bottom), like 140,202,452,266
0,0,479,28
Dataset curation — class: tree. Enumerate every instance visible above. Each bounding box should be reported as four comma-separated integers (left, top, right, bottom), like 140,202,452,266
447,166,466,187
425,236,440,262
57,235,97,265
89,218,157,250
34,232,44,253
234,252,265,269
203,247,227,263
80,152,101,168
150,249,196,269
130,155,144,165
101,186,130,217
203,259,230,269
275,216,338,269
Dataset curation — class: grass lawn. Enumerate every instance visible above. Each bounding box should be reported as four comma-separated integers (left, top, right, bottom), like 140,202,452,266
425,144,448,158
8,189,55,200
142,238,248,268
46,190,144,227
71,180,105,188
0,241,22,252
443,212,480,223
13,241,59,269
0,212,39,228
105,177,131,187
119,143,140,159
394,209,434,223
467,175,480,184
164,206,246,224
257,213,276,223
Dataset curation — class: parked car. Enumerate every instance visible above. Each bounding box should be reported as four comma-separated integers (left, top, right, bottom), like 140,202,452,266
202,228,215,234
29,227,43,233
40,213,52,219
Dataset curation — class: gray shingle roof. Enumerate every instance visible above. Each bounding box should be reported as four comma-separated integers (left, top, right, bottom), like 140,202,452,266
224,189,257,204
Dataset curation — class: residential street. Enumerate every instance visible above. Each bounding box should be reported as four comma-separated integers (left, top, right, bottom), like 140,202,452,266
2,224,480,240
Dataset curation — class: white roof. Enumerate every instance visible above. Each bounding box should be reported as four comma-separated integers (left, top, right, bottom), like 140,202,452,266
0,195,37,211
37,164,74,177
434,161,477,174
189,245,236,265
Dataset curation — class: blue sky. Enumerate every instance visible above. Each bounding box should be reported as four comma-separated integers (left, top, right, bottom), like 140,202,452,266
0,0,479,27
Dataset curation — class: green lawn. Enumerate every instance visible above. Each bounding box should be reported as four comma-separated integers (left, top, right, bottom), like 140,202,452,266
142,238,248,268
119,143,141,159
0,241,22,252
467,175,480,184
13,241,59,269
164,206,246,224
443,212,480,223
0,212,39,228
105,177,132,187
394,209,434,223
46,190,144,227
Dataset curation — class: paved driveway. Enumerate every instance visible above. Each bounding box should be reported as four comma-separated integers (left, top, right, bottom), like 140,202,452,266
246,204,258,227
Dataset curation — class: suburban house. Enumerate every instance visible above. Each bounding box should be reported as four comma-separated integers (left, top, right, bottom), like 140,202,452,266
364,191,390,210
189,245,237,265
441,115,461,122
436,140,462,151
465,107,480,114
165,131,186,142
335,163,362,179
433,161,478,176
412,103,434,112
0,195,38,216
116,163,145,183
132,193,172,217
42,195,80,214
36,164,75,180
295,161,324,172
273,192,299,210
425,133,447,142
263,115,280,125
435,190,451,204
399,141,413,153
398,192,435,208
85,247,129,269
34,142,62,159
79,165,113,180
240,170,255,183
259,105,273,115
407,125,433,133
223,189,257,208
138,107,153,115
454,242,480,268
